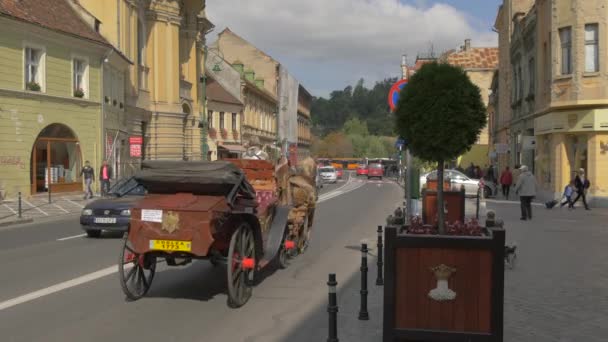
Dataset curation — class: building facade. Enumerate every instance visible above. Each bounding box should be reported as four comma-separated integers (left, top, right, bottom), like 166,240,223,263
442,39,499,168
492,0,608,206
78,0,214,173
0,0,119,198
213,28,312,162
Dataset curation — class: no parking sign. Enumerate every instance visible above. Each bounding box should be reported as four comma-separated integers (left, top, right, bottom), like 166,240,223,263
388,79,408,112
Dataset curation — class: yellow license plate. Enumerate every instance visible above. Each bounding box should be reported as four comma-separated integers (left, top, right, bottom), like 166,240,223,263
149,240,192,252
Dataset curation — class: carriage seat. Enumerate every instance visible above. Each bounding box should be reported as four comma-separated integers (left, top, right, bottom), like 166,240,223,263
255,190,277,217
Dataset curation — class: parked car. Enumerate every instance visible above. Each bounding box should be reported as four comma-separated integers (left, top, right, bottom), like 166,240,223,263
335,167,344,179
315,167,324,190
319,166,338,184
419,169,493,197
367,163,383,180
356,164,369,176
80,177,146,237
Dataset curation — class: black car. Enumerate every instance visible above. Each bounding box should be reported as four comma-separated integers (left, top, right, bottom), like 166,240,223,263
80,177,145,238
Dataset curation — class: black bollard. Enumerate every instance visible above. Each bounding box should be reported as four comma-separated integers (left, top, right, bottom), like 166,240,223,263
376,226,384,286
18,192,22,219
48,184,51,204
358,243,369,320
327,273,339,342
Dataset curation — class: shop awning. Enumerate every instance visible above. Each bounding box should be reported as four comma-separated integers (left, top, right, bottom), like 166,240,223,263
218,144,247,154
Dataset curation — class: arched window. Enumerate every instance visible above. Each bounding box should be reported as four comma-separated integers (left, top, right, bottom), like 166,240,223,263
31,124,82,193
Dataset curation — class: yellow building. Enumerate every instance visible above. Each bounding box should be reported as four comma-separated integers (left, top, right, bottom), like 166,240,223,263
78,0,214,173
0,0,124,198
493,0,608,206
213,28,312,162
442,40,499,168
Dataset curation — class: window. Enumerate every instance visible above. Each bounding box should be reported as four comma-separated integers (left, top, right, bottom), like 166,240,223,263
585,24,599,72
207,110,213,128
25,46,44,91
232,113,237,130
73,58,88,98
528,58,535,95
219,112,225,129
559,27,572,75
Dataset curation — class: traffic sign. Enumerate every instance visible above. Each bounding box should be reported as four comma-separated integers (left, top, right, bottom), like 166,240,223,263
395,137,407,149
388,79,408,112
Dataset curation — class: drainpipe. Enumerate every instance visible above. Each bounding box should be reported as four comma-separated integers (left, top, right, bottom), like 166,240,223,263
100,48,113,192
199,26,214,160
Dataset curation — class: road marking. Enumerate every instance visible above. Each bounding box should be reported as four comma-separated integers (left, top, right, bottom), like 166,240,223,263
63,197,85,208
2,203,17,214
23,199,49,216
53,203,70,214
0,264,129,312
57,233,87,241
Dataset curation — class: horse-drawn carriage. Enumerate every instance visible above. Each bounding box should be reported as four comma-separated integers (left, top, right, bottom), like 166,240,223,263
118,158,316,308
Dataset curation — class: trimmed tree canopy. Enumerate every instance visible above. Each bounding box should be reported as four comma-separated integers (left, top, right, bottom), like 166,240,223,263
394,62,487,163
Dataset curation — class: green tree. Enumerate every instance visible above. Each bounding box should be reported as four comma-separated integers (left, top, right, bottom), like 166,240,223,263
395,62,486,233
343,117,369,137
349,134,368,158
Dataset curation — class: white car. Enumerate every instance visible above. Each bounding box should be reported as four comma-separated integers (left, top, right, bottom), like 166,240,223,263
419,169,486,197
319,166,338,184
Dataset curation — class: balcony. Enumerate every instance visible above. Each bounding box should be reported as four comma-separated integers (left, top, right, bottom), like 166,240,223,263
180,80,193,101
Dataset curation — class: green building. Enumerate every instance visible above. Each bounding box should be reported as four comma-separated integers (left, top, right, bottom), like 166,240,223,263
0,0,121,198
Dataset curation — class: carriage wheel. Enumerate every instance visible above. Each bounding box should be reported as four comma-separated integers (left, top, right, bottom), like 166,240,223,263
118,236,156,301
227,223,256,308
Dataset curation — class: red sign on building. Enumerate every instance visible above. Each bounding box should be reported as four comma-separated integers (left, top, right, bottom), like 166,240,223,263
130,144,142,157
129,136,143,145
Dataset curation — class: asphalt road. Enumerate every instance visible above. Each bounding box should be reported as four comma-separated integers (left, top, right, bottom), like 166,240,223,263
0,173,402,342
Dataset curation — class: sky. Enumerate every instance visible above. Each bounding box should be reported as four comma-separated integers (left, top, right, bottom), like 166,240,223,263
207,0,502,98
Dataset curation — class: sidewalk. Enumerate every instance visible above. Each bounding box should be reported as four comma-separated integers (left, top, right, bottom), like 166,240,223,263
0,192,96,227
287,200,608,341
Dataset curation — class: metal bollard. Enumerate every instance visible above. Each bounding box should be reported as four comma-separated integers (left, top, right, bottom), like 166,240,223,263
376,226,384,286
327,273,339,342
358,243,369,320
18,192,22,219
48,185,52,204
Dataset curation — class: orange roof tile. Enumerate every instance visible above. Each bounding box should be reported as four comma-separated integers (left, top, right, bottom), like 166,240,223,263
445,47,499,69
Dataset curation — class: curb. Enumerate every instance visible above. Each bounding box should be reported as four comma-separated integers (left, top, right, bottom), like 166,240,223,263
0,218,34,227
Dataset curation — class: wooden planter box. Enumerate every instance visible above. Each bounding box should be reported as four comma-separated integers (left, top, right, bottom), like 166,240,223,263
426,179,451,191
422,188,465,225
383,227,505,342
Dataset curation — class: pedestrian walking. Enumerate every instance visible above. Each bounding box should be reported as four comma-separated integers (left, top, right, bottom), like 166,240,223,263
559,180,575,209
465,163,475,178
514,165,537,221
80,160,95,199
99,160,113,196
499,166,513,199
572,168,591,210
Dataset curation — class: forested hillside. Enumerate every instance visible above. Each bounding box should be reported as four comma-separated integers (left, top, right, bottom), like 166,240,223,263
310,78,398,158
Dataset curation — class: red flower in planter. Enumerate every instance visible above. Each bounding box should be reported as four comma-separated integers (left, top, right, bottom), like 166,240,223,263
220,128,228,139
208,128,217,139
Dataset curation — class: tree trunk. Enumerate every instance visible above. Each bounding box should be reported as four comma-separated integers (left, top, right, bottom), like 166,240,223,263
437,160,445,234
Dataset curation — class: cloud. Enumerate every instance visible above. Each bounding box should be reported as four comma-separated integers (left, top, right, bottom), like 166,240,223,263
207,0,497,96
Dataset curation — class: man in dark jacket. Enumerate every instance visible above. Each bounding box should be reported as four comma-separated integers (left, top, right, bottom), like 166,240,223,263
80,160,95,199
572,168,591,210
99,160,113,196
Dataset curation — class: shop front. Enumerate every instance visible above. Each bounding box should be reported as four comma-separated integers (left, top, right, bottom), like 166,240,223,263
30,123,83,194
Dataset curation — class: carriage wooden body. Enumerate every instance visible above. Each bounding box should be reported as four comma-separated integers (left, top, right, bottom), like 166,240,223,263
118,159,316,307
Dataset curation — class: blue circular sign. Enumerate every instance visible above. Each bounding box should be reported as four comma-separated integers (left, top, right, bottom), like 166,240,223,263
388,79,408,112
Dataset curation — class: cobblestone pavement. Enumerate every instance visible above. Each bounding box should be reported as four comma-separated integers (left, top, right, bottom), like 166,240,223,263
298,201,608,342
0,193,96,226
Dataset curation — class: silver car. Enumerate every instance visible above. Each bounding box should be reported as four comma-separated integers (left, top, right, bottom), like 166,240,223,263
420,169,493,197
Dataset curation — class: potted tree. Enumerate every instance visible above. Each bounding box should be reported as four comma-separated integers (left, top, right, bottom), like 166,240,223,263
26,81,41,92
74,88,85,98
208,127,217,140
220,128,228,140
383,62,505,342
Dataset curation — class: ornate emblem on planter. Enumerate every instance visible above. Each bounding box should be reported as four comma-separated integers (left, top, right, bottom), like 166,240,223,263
428,264,457,302
161,211,179,233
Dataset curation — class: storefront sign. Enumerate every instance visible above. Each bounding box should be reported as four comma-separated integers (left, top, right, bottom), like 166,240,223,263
130,144,142,157
129,136,143,145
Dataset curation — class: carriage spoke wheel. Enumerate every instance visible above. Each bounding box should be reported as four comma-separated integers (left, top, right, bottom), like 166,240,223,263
227,223,255,308
118,236,156,301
